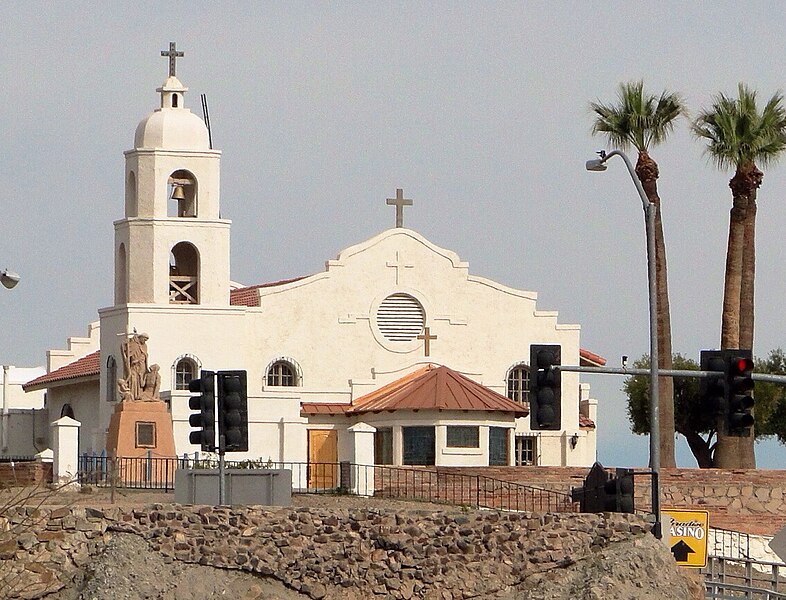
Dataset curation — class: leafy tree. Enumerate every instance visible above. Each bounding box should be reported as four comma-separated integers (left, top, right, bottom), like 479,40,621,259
623,354,714,468
591,81,685,468
753,348,786,443
624,350,786,467
693,85,786,468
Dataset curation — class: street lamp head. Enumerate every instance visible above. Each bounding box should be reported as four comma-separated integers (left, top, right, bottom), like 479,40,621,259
1,269,20,290
585,158,608,172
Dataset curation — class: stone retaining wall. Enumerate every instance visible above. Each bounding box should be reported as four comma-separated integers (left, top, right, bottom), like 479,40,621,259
431,467,786,534
0,503,657,599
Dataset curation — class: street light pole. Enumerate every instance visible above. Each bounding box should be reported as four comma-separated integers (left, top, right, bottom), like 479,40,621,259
586,150,661,538
1,269,20,290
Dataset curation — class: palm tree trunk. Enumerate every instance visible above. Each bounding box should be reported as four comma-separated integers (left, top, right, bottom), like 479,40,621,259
738,183,759,469
720,201,747,350
636,151,676,468
715,168,753,468
739,187,758,350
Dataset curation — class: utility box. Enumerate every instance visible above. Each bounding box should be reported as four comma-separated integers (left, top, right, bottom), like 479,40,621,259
175,469,292,506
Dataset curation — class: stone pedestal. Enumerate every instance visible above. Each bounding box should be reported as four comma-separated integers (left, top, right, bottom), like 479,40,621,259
106,401,177,487
347,421,376,496
51,416,81,486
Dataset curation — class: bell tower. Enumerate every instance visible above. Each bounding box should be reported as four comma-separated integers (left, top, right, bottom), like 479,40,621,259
115,43,230,307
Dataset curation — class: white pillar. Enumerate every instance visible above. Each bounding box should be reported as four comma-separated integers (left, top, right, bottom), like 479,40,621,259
348,422,376,496
51,416,81,486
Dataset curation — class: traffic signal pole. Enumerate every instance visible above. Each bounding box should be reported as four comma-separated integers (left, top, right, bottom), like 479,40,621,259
556,359,786,539
557,364,786,384
218,434,226,506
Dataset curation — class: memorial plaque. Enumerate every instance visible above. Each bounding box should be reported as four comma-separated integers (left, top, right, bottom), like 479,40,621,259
136,421,156,448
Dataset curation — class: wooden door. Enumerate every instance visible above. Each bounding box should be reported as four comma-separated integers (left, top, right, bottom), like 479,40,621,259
308,429,338,489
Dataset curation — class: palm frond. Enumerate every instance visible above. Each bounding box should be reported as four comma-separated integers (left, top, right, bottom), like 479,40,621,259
591,81,685,153
692,83,786,170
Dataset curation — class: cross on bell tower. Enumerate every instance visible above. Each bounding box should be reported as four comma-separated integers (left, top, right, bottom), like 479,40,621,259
161,42,184,77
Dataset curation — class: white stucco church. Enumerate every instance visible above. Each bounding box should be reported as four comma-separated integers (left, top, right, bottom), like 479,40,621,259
25,46,605,473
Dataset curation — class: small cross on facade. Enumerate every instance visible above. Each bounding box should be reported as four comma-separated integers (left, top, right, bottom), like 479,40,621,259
161,42,184,77
417,327,438,357
386,251,414,285
386,188,413,228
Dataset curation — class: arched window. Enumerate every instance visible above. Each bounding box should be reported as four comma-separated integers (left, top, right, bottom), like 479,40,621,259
266,359,299,387
173,356,199,390
169,242,200,304
106,355,117,402
60,404,76,419
506,364,530,404
167,169,197,217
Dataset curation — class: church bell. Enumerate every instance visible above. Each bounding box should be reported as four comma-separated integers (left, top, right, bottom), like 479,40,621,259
170,184,186,200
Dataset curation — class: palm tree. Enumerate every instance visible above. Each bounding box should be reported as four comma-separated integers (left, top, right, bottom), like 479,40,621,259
591,81,684,469
693,84,786,468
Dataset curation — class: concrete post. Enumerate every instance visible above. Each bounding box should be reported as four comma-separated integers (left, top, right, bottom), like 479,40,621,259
348,422,376,496
51,416,81,486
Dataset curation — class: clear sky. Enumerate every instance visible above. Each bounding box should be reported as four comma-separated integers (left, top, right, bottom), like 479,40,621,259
3,2,786,468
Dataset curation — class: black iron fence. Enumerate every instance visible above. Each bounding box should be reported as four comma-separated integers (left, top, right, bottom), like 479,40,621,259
77,454,575,512
363,464,576,512
0,455,37,463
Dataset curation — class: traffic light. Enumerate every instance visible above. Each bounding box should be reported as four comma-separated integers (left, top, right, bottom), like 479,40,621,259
529,344,561,430
571,463,634,514
725,350,754,436
217,370,249,452
699,350,727,416
613,469,635,514
189,370,216,451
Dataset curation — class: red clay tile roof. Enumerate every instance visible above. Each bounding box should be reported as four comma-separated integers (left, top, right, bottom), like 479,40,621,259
579,348,606,367
302,365,528,417
23,350,100,391
579,414,596,429
300,402,351,415
230,276,309,307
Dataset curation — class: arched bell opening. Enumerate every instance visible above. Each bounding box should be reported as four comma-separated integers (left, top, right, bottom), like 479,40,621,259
167,169,197,218
169,241,200,304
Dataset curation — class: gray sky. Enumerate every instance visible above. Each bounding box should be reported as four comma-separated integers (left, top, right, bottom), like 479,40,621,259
3,2,786,468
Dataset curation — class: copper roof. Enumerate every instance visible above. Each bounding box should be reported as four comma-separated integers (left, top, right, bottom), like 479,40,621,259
301,365,528,417
230,276,309,307
23,350,101,391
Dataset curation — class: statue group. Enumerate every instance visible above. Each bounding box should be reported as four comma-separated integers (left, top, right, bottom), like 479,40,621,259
118,333,161,402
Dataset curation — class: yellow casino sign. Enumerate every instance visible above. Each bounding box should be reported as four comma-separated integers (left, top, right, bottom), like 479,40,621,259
663,509,709,568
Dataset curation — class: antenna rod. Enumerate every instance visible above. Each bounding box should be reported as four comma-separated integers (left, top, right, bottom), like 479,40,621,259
201,93,213,149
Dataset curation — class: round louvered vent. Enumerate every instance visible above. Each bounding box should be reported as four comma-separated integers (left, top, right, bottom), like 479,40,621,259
376,293,425,341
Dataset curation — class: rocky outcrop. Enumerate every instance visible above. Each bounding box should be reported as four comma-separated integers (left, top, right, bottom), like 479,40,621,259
1,504,703,599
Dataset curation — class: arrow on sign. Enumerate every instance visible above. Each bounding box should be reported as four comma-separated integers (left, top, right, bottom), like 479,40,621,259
671,540,696,563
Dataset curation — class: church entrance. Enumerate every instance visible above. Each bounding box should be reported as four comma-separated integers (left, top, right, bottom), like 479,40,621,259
307,429,338,489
